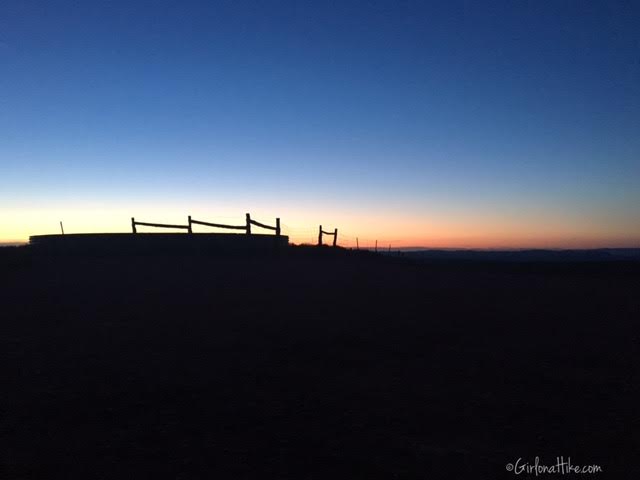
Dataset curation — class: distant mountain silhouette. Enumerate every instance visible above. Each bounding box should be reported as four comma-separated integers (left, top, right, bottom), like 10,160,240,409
391,248,640,262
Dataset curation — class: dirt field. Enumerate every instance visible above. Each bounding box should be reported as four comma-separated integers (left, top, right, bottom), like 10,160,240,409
2,247,639,478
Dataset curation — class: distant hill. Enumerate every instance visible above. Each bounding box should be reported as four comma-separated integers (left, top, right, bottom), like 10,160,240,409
391,248,640,262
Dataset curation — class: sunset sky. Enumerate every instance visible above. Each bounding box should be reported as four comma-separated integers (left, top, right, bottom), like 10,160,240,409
2,0,639,248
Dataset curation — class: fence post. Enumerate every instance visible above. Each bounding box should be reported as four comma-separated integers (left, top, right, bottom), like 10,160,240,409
318,225,323,246
131,217,137,234
246,213,251,234
275,218,281,237
188,215,193,234
333,228,338,247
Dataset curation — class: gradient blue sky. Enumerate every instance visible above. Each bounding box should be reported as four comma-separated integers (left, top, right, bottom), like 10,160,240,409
2,0,639,246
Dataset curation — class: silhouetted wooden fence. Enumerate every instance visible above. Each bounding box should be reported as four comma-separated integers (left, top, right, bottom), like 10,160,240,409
131,217,191,234
132,214,281,236
245,214,281,236
188,216,247,233
318,225,338,247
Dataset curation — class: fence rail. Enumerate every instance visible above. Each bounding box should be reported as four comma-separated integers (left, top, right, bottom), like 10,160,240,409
318,225,338,247
132,218,191,234
132,214,282,237
248,214,281,236
188,216,247,231
129,215,346,246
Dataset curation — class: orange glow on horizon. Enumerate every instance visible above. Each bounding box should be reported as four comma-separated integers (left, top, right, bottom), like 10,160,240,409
2,202,639,249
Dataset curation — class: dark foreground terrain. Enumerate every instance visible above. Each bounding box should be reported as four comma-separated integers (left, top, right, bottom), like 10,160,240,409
2,247,639,479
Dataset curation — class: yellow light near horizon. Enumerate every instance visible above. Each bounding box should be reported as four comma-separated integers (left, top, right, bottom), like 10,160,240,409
1,203,639,249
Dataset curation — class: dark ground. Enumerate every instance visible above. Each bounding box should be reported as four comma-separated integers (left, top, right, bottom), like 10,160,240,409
1,246,639,479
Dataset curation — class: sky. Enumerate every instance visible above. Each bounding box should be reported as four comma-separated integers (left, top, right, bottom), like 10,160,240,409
1,0,639,248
